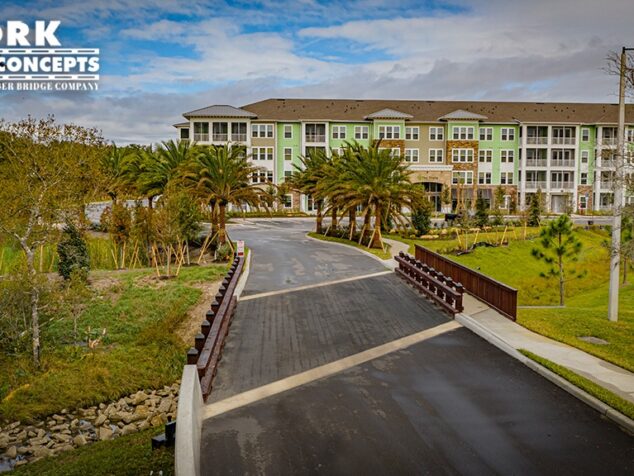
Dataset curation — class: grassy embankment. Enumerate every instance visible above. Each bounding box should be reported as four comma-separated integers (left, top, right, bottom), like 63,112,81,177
307,232,392,260
387,227,634,373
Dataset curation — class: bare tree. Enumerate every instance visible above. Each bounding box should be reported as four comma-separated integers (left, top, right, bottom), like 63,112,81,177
0,117,105,366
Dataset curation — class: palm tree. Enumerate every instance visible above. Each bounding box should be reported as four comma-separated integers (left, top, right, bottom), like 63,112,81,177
100,144,133,203
185,144,261,244
337,143,426,249
289,148,330,234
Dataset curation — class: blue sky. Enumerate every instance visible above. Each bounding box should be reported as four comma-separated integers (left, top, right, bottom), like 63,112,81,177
0,0,632,143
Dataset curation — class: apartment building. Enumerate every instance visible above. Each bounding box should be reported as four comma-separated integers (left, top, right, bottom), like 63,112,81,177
173,99,634,214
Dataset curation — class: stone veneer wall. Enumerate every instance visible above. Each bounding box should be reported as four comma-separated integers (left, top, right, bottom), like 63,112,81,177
447,140,479,209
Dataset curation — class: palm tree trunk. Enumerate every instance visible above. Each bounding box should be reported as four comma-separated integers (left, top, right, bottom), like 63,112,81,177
330,206,338,234
316,200,323,234
360,208,371,244
218,202,227,244
349,208,356,240
370,204,383,249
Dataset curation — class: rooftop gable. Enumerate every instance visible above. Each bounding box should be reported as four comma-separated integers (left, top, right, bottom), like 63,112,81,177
438,109,488,121
364,108,414,120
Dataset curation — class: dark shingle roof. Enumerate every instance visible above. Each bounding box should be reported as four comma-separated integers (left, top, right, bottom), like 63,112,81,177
236,98,634,124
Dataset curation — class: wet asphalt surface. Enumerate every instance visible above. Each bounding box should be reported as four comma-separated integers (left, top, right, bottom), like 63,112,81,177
200,219,633,475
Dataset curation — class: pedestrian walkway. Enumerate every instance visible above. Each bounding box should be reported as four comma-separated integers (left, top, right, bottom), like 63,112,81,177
462,294,634,405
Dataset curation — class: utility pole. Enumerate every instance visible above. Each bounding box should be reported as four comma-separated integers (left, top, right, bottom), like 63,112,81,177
608,47,632,321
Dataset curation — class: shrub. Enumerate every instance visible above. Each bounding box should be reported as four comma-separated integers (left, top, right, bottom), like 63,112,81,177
215,243,233,261
57,223,90,280
411,201,433,235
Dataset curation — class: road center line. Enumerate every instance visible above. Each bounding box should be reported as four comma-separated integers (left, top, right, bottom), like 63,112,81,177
202,320,461,420
239,270,393,301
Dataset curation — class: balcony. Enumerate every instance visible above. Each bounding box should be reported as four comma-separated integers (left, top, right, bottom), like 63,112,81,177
550,159,575,167
231,133,247,142
602,138,617,146
600,181,614,189
552,137,575,145
305,134,326,143
525,181,547,190
526,137,548,145
551,181,574,189
212,133,228,142
525,159,547,167
194,133,209,142
600,160,617,168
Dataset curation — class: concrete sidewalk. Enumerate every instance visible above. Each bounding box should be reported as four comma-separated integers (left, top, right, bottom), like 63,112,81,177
462,294,634,405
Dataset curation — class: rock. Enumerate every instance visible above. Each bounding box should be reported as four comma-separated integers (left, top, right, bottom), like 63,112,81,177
7,422,20,431
99,403,106,410
98,427,113,441
122,412,140,424
36,429,46,439
133,405,150,420
17,446,30,455
0,434,10,449
79,420,93,431
70,419,79,428
150,414,167,427
61,409,68,414
137,421,150,431
5,446,17,459
32,445,52,458
50,424,69,432
120,424,136,436
52,433,72,443
28,437,49,446
157,398,172,414
132,391,148,405
14,459,28,467
109,411,126,423
73,434,87,447
52,414,65,423
27,430,36,438
55,444,74,453
16,429,27,441
94,414,107,427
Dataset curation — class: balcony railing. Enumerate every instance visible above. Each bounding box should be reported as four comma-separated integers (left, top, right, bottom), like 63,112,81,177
600,160,617,168
602,138,617,145
305,134,326,143
600,181,615,189
231,133,247,142
525,181,547,189
194,133,209,142
526,137,548,145
212,133,228,142
525,159,547,167
550,159,575,167
551,181,574,189
552,137,575,145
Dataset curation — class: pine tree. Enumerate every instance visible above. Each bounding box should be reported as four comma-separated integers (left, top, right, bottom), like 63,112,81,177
57,223,91,281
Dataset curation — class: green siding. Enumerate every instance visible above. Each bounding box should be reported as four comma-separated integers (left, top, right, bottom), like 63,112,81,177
276,123,301,183
329,122,371,150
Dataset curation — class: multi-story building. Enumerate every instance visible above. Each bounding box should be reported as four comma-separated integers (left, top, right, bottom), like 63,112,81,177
173,99,634,214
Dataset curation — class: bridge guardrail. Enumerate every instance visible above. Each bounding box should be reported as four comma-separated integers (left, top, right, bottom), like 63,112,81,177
395,252,464,315
186,254,245,400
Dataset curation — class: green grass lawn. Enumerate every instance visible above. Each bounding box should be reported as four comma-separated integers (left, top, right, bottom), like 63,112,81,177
388,228,634,372
520,349,634,420
7,427,173,476
0,264,227,422
307,232,392,260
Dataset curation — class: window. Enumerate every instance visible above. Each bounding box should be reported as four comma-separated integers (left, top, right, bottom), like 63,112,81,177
479,149,492,163
501,150,514,163
451,148,474,163
193,122,209,141
500,172,514,184
429,149,444,163
404,148,419,162
211,122,228,141
452,126,474,140
501,128,515,141
180,128,189,140
580,172,588,185
252,124,273,138
305,123,326,142
284,125,293,139
252,147,273,160
452,171,473,185
581,128,590,142
479,128,493,141
284,147,293,161
332,125,346,139
579,195,587,210
354,126,369,139
581,150,589,164
627,129,634,143
284,170,292,179
405,127,419,140
283,194,292,208
231,122,247,142
380,147,400,158
378,125,400,139
478,172,492,184
429,127,444,141
252,171,273,184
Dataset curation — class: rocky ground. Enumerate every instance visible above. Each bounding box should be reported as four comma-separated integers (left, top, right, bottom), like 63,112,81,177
0,382,179,470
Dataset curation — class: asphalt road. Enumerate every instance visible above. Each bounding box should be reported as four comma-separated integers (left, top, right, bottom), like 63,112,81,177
201,219,633,475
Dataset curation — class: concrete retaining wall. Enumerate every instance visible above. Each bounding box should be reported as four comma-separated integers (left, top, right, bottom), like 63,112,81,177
175,365,202,476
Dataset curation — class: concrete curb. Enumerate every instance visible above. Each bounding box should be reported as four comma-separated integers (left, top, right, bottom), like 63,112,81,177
304,233,395,270
175,365,203,476
456,313,634,436
234,250,251,301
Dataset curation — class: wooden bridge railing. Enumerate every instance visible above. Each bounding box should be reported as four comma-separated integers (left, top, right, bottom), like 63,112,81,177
395,252,465,316
186,254,245,400
414,245,517,320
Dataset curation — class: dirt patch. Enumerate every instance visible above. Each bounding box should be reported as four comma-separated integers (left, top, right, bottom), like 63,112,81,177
176,280,221,344
133,273,170,289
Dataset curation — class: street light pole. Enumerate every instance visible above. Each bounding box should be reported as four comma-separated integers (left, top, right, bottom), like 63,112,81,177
608,47,632,322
